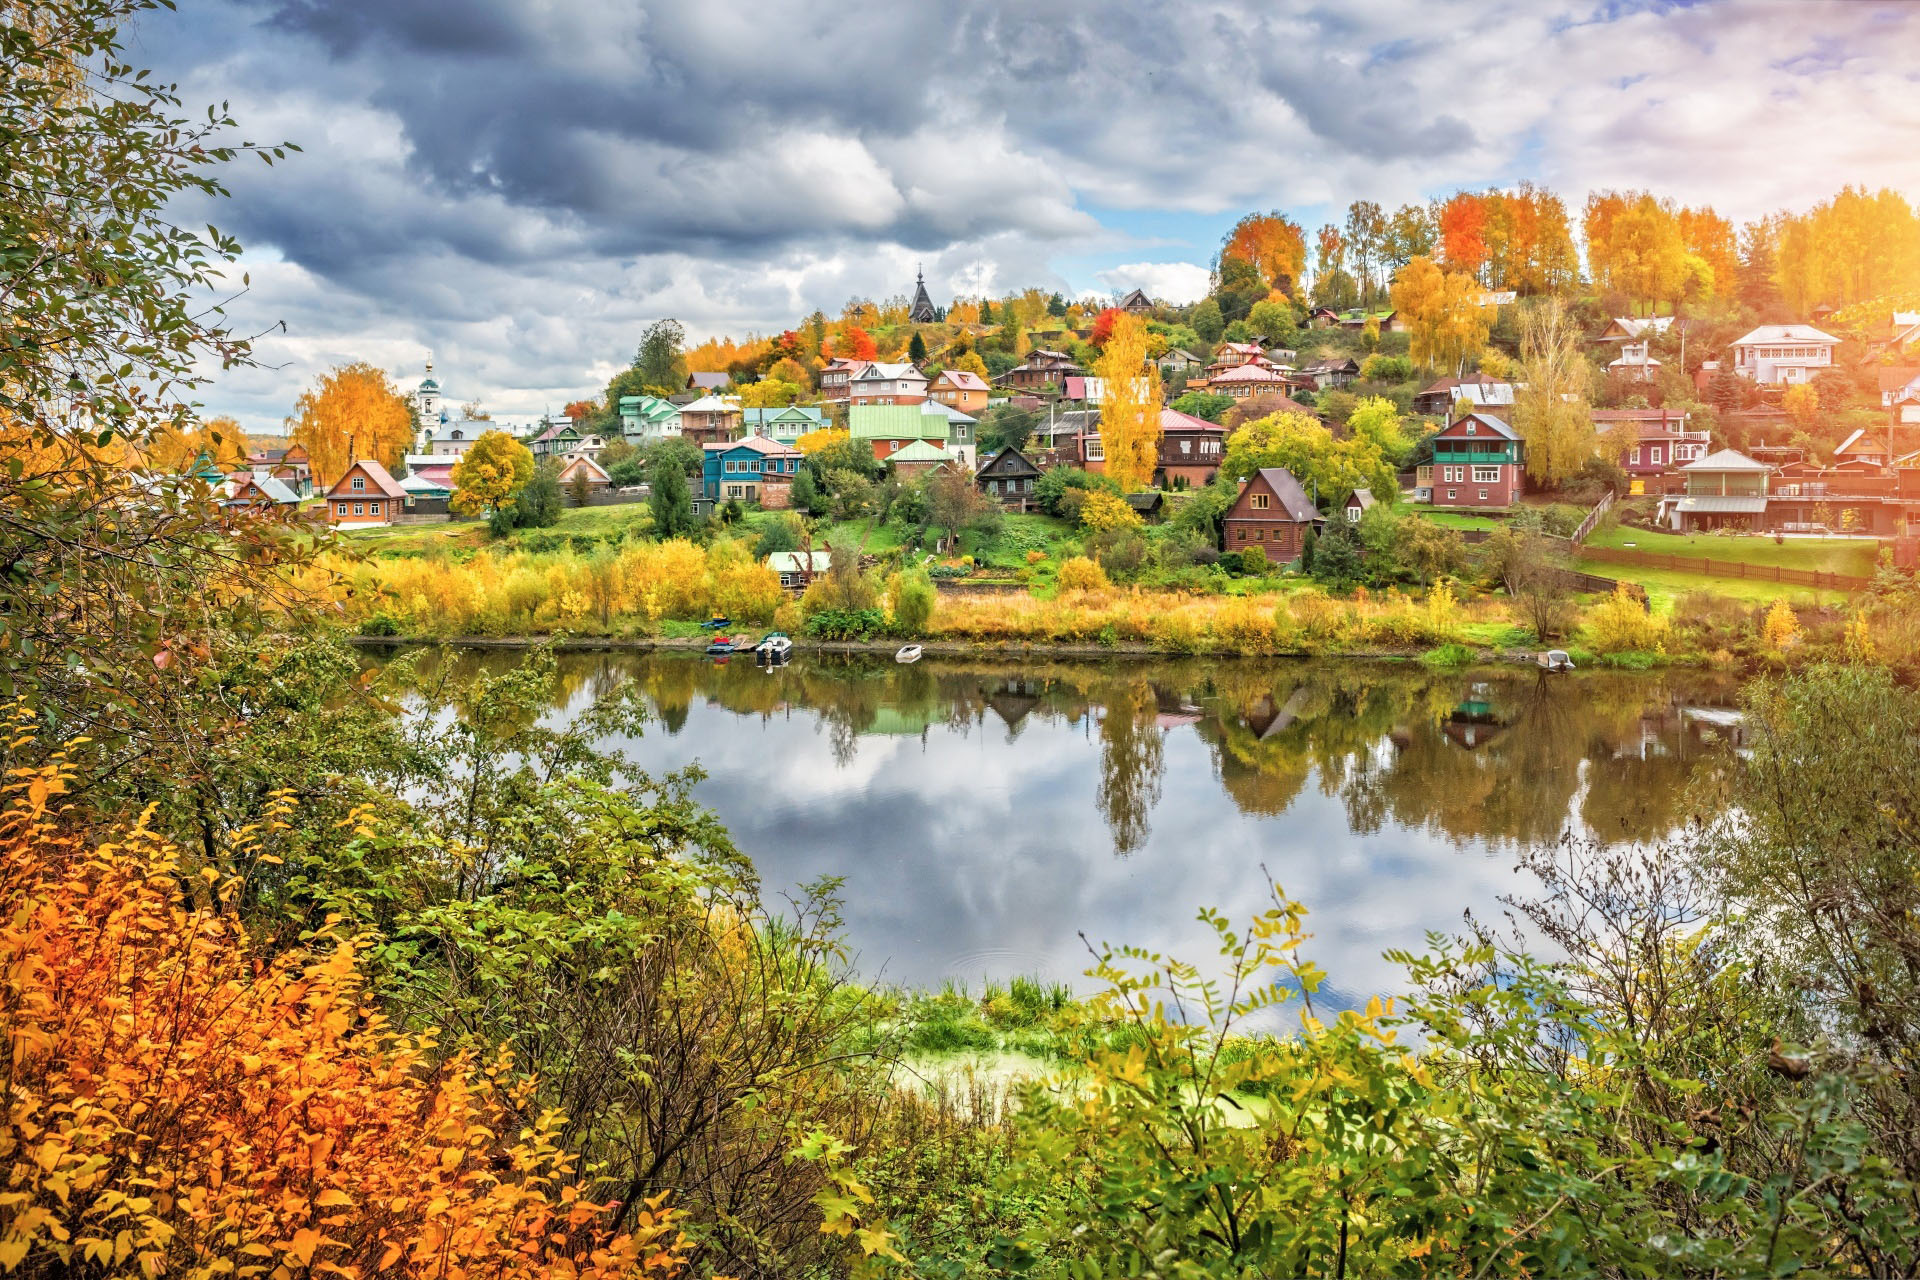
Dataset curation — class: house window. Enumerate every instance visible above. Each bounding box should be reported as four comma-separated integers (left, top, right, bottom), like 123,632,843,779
369,502,381,515
1649,446,1662,465
353,502,364,515
1478,489,1488,501
1446,489,1457,500
1254,528,1265,541
1235,528,1246,541
1631,448,1642,465
335,503,347,516
1250,494,1270,510
351,476,365,491
1465,422,1477,435
1180,440,1192,454
1472,466,1500,483
1346,506,1361,523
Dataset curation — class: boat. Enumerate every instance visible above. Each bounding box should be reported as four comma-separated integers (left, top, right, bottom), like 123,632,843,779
699,615,731,631
705,634,737,655
1537,649,1576,672
755,632,793,659
895,644,923,664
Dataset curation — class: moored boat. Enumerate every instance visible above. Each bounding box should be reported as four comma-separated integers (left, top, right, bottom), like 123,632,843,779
1537,649,1575,672
895,644,922,664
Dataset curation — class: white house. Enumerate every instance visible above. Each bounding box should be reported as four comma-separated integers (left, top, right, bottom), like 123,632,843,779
846,362,930,405
1596,316,1674,380
1729,325,1838,385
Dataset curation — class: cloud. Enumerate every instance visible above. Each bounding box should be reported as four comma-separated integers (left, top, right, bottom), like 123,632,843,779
127,0,1920,429
1095,263,1213,305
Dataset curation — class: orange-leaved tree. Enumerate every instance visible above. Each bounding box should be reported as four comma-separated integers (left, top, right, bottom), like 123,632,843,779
286,360,413,487
0,752,686,1280
1220,212,1307,296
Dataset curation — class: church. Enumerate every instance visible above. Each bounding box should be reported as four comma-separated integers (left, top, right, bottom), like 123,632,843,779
907,269,938,324
410,357,490,456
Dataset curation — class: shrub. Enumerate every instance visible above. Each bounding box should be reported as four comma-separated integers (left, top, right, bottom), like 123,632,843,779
1025,549,1047,564
1762,598,1801,650
1080,490,1142,533
1057,556,1110,592
886,569,936,635
1235,545,1268,575
802,607,887,640
1421,642,1475,667
1583,585,1668,654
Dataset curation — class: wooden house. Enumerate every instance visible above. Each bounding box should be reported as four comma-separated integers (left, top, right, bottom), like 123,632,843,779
702,436,803,507
325,459,407,527
1117,287,1153,314
929,369,991,415
556,453,612,494
1425,412,1524,509
976,445,1043,512
1221,468,1322,563
679,395,743,446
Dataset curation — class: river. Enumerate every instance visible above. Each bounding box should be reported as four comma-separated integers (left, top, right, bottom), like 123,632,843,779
402,649,1744,1007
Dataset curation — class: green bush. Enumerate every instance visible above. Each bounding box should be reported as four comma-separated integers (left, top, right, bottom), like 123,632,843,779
801,607,887,640
1419,642,1474,667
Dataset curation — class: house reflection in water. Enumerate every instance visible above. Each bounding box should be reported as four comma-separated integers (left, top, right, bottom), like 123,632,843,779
1442,682,1510,751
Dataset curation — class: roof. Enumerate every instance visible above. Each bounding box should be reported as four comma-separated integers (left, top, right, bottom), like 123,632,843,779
1732,325,1839,347
687,372,731,390
1681,448,1771,472
1877,367,1920,393
530,420,578,443
1158,347,1202,363
1218,342,1265,356
680,395,739,415
1608,354,1662,368
887,439,951,464
1601,316,1675,340
1423,379,1514,405
920,401,977,425
851,362,926,381
767,551,833,573
1673,496,1770,514
741,406,826,425
1158,408,1223,433
1211,363,1290,383
1241,468,1320,521
976,445,1042,477
1346,488,1376,511
704,435,801,456
228,473,298,504
558,454,612,481
1443,412,1519,440
934,369,989,391
403,454,456,472
1303,358,1360,374
1591,408,1690,422
849,404,946,441
400,473,451,495
330,459,406,499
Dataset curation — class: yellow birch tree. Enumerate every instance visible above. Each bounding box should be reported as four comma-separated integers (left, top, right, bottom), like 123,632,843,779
286,361,414,486
1512,298,1595,487
1094,312,1162,492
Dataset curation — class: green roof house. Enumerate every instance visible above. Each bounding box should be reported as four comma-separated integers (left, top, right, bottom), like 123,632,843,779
849,404,947,462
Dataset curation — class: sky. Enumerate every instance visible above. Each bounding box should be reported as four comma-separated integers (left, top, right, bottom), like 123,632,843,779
132,0,1920,432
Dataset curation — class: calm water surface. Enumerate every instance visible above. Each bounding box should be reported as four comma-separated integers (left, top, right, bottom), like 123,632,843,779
423,650,1744,1005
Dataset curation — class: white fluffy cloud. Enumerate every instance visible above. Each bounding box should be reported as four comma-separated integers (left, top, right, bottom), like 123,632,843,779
140,0,1920,430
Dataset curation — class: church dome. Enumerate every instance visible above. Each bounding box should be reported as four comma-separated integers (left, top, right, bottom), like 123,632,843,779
419,377,440,391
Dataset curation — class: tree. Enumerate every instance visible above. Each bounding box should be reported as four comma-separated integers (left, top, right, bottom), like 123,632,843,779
649,454,696,538
140,415,251,472
1344,200,1387,303
1171,391,1235,423
1309,521,1363,589
1345,396,1412,467
832,326,877,360
1089,307,1126,348
1784,382,1822,430
978,404,1039,455
738,379,802,408
908,330,928,362
886,568,936,634
459,399,491,421
1391,256,1492,375
1222,412,1396,505
1383,202,1437,271
515,460,563,530
1437,192,1490,279
1094,313,1163,492
635,318,688,392
1492,527,1574,641
287,361,414,486
1512,298,1595,488
1079,490,1142,533
925,464,998,549
1191,298,1225,343
1220,212,1308,296
789,466,824,516
1607,194,1691,311
450,430,535,524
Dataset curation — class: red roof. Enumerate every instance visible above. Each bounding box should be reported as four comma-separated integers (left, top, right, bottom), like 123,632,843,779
1210,364,1289,384
936,369,989,391
1158,408,1223,433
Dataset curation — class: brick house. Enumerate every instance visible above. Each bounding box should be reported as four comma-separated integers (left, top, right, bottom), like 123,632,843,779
1425,412,1524,509
325,459,406,527
1221,467,1322,563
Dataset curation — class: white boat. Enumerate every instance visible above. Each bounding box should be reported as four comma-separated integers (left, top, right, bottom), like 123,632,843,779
755,632,792,659
895,644,923,664
1537,649,1575,672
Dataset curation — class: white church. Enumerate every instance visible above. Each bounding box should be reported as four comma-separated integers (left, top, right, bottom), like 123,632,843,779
410,357,491,456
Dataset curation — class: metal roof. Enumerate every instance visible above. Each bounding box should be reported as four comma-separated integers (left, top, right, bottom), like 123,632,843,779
1674,496,1769,514
1682,448,1771,472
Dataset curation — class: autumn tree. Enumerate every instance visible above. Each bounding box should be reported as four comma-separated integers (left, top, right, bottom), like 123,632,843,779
1221,411,1396,506
287,361,413,486
1512,297,1595,487
1093,312,1163,492
1343,200,1386,302
832,326,878,360
139,415,250,472
1773,186,1920,314
1437,192,1490,280
1219,212,1307,297
1383,203,1437,272
1391,256,1492,375
1783,381,1822,430
1678,205,1740,299
450,429,535,524
564,399,596,420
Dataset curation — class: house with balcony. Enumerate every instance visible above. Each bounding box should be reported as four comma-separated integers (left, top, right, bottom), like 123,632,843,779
1729,325,1838,385
819,358,869,405
1658,449,1772,532
618,394,682,441
679,395,743,446
702,436,803,507
1420,412,1524,509
847,362,929,406
1594,407,1709,491
1000,349,1083,392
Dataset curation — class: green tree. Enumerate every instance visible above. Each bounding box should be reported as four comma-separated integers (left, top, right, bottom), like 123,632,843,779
1222,411,1395,503
635,318,688,393
1170,392,1235,423
789,466,825,516
648,454,696,538
885,568,935,635
907,330,928,362
514,460,563,531
1344,395,1412,466
1191,297,1225,343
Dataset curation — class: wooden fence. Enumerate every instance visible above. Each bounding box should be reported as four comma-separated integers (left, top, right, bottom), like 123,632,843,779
1575,544,1872,592
1571,491,1614,545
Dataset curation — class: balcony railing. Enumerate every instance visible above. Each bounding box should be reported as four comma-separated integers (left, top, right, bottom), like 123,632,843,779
1432,448,1518,464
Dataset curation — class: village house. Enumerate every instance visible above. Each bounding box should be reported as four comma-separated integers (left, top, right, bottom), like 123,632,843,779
402,454,456,492
1658,449,1772,532
1595,315,1674,381
1595,407,1710,492
1000,348,1083,392
686,372,730,394
556,453,612,496
702,436,803,507
1299,357,1361,390
1117,287,1153,314
1729,324,1838,385
1156,348,1203,377
768,550,833,590
929,368,991,415
1336,308,1405,333
819,358,869,405
1422,411,1524,509
679,395,743,446
1873,311,1920,357
1222,467,1322,563
242,444,312,495
976,445,1043,512
847,361,930,406
618,394,682,441
1207,342,1269,372
886,438,954,479
1828,425,1920,469
1413,377,1516,418
398,470,452,515
1879,367,1920,424
528,418,607,459
742,405,828,446
849,404,948,461
1342,488,1376,524
919,401,979,470
324,458,407,527
1206,362,1298,401
220,472,300,512
1077,408,1225,487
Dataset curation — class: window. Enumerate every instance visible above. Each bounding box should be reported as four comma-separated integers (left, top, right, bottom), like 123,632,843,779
369,502,381,516
353,502,364,515
335,503,347,516
1631,448,1642,464
1180,440,1192,454
351,476,365,492
1250,494,1270,510
1472,466,1500,483
1346,505,1361,523
1235,528,1246,541
1465,421,1477,435
1446,489,1457,500
1254,528,1265,541
1478,489,1488,501
1649,446,1662,464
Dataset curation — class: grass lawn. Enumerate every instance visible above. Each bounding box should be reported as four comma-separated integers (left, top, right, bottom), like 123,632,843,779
342,502,654,558
1573,559,1848,611
1584,524,1878,576
1412,509,1504,531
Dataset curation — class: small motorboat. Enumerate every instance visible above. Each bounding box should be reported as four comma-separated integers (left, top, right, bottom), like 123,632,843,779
895,644,923,664
1537,649,1576,672
755,632,793,660
705,634,737,655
